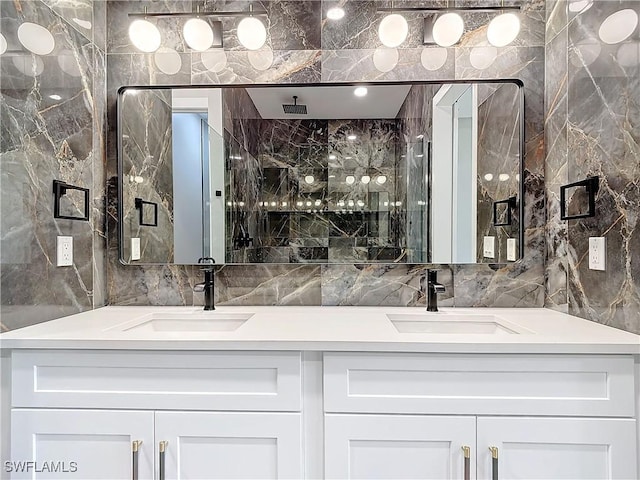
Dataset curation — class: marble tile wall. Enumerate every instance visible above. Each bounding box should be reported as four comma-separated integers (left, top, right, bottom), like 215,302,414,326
105,0,546,309
544,0,640,334
120,89,175,263
476,83,521,263
0,0,106,331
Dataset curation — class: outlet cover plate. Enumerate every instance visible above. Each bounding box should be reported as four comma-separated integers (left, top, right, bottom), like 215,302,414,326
56,236,73,267
483,236,495,259
589,237,606,271
507,238,517,261
131,238,141,261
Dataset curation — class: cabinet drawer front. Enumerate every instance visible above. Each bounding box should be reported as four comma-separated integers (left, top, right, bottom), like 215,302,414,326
13,350,301,411
324,353,635,417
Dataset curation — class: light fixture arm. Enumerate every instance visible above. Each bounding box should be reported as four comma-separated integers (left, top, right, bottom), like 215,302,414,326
128,8,268,19
377,5,521,13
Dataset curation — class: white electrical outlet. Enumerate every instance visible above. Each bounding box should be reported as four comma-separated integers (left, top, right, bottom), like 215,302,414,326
589,237,606,271
131,238,141,261
507,238,517,261
56,236,73,267
483,236,495,259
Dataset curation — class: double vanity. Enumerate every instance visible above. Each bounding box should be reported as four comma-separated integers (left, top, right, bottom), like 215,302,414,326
1,306,639,479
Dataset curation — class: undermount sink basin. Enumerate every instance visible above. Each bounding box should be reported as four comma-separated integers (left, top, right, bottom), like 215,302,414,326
116,312,254,333
387,313,526,335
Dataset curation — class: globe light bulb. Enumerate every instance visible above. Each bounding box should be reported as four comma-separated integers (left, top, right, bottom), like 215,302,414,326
327,7,345,20
487,13,521,47
128,19,161,53
237,17,267,50
378,14,408,48
183,18,214,51
432,13,464,47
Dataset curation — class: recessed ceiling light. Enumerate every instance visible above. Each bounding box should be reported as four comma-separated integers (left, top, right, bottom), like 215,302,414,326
49,94,62,100
357,200,365,207
345,156,352,160
499,173,510,181
329,154,337,160
484,173,494,181
0,33,7,55
361,175,371,184
347,134,357,141
327,7,345,20
354,86,368,97
304,175,315,184
345,175,356,185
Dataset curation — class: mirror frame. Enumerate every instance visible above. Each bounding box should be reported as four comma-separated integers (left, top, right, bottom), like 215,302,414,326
117,79,525,266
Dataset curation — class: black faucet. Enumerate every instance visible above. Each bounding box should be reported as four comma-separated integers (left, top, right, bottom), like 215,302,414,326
194,257,216,310
426,269,445,312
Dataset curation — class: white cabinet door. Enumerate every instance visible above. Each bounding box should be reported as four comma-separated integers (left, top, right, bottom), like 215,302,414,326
155,411,302,479
477,417,637,480
10,409,154,480
325,414,476,480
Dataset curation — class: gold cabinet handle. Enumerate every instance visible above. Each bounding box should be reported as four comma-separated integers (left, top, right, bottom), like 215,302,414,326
132,440,142,480
461,446,471,480
159,441,168,480
489,446,499,480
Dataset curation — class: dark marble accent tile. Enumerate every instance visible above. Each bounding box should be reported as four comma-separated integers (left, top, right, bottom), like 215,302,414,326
544,26,568,310
321,264,439,307
107,52,192,93
191,49,322,84
457,4,545,49
92,47,108,307
93,0,107,52
1,0,102,332
119,89,174,263
476,84,521,263
290,246,328,263
545,0,567,43
453,262,545,307
106,1,194,54
1,0,92,57
44,0,94,44
107,264,196,306
562,0,640,333
321,48,454,82
215,264,322,305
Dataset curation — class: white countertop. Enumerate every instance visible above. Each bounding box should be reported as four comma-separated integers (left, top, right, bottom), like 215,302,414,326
1,306,639,354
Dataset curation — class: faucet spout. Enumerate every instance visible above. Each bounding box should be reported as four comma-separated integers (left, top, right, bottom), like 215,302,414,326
194,257,216,311
426,269,445,312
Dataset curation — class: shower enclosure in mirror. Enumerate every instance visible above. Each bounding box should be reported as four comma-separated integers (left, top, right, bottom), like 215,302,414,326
117,81,523,265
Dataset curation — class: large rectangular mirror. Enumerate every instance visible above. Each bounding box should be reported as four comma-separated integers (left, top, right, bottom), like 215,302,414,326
118,81,523,265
